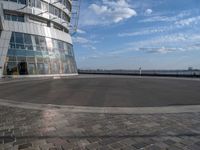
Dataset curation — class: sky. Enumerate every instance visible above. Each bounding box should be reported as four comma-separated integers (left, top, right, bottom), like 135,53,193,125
72,0,200,70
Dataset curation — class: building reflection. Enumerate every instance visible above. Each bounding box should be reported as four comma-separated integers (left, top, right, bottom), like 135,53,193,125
4,32,77,76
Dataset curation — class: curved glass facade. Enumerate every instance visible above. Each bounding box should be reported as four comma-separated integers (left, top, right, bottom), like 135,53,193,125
0,0,77,77
4,32,77,75
4,0,71,22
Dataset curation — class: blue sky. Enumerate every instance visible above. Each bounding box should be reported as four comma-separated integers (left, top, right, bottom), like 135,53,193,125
72,0,200,70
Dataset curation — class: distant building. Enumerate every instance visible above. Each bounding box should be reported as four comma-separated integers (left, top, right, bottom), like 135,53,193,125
0,0,77,77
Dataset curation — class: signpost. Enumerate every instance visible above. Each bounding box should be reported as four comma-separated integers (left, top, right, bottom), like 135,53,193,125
0,66,2,78
139,67,142,76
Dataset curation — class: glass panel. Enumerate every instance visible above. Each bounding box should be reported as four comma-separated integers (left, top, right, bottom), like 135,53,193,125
7,49,16,56
35,51,43,56
54,7,59,17
9,44,15,49
39,36,47,51
34,35,41,51
36,0,41,8
15,33,25,49
24,34,32,44
17,56,26,62
10,0,18,3
12,15,18,21
44,63,49,74
8,56,17,61
49,5,54,14
5,32,77,75
60,54,66,61
44,58,50,63
4,13,24,22
15,49,26,56
18,61,28,75
37,63,45,74
27,57,35,62
58,41,64,52
29,0,35,7
5,62,18,75
62,13,69,22
28,63,36,75
9,33,15,49
63,42,68,51
26,50,35,56
24,34,33,50
67,44,73,56
10,33,15,43
52,39,58,51
41,1,48,11
4,14,11,20
18,16,24,22
37,57,43,63
46,38,53,51
15,32,24,44
50,59,60,74
63,62,69,73
18,0,26,4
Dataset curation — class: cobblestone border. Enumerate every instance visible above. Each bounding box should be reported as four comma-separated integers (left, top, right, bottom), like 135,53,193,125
0,104,200,150
0,99,200,114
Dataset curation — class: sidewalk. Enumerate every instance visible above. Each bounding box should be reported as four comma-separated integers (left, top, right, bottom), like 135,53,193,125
0,103,200,150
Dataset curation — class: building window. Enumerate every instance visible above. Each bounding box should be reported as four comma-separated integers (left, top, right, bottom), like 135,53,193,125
9,0,18,3
5,62,18,75
35,0,41,8
5,0,26,5
62,12,70,22
15,32,25,49
24,34,33,50
41,1,48,11
4,12,25,22
5,32,77,75
60,0,71,11
18,0,26,4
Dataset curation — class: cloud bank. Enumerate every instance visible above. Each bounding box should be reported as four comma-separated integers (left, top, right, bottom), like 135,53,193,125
81,0,137,26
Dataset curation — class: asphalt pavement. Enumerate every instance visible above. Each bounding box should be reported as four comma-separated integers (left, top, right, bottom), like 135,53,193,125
0,75,199,107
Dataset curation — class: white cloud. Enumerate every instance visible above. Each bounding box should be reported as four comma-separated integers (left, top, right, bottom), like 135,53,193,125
118,28,165,37
73,36,90,44
128,33,200,53
175,16,200,26
77,29,86,34
113,32,200,55
102,0,130,8
139,10,191,23
138,47,184,54
145,9,153,15
81,0,137,26
82,44,97,50
73,36,99,52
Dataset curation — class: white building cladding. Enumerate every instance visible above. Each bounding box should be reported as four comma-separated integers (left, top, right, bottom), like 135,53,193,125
0,0,77,77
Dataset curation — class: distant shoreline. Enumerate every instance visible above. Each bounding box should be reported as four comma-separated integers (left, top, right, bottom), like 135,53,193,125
78,69,200,78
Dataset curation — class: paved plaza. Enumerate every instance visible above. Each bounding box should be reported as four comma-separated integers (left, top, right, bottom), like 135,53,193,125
0,75,200,149
0,103,200,150
0,75,200,107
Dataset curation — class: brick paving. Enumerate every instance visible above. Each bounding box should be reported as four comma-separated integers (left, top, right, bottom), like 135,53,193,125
0,105,200,150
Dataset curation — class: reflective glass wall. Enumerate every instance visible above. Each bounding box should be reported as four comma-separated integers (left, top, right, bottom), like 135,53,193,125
4,0,70,22
4,32,77,75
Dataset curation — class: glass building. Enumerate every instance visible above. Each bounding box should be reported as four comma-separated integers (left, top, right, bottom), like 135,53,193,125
0,0,77,77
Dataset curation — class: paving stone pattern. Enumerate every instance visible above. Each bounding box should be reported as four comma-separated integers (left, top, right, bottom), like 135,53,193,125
0,106,200,150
